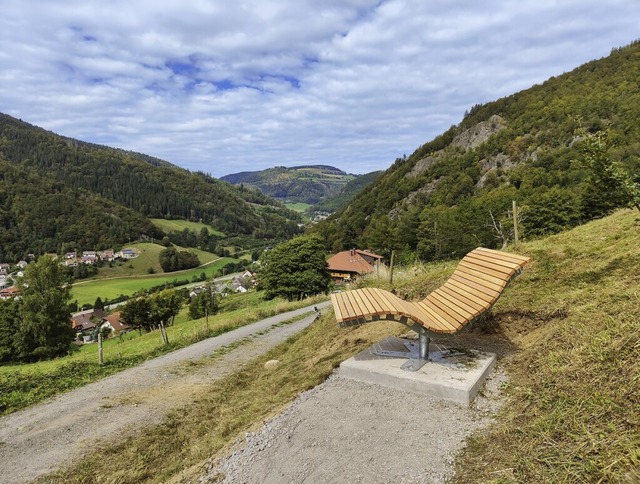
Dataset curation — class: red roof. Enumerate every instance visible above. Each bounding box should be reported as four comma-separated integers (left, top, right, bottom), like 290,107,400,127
355,249,383,260
103,312,129,332
327,251,377,275
0,286,19,299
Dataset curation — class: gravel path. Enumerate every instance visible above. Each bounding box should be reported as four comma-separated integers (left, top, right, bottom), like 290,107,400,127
0,301,331,484
202,367,506,484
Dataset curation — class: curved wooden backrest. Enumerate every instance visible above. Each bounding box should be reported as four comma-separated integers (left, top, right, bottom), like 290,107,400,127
331,247,530,334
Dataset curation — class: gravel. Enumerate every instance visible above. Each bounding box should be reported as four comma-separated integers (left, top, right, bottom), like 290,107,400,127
202,367,507,484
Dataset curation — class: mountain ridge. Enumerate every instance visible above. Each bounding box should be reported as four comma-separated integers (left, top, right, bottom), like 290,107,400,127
221,164,358,205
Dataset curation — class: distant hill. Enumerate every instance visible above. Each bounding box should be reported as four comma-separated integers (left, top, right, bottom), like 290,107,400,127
312,40,640,258
0,113,302,260
312,170,383,213
221,165,359,205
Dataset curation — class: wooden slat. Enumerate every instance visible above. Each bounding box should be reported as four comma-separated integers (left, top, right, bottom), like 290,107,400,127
421,298,462,329
369,287,393,313
333,293,348,321
440,282,486,308
447,277,495,305
473,248,527,266
427,290,473,322
458,261,510,286
450,272,500,299
360,289,383,315
462,256,515,278
361,287,385,314
371,288,406,316
476,247,530,264
415,302,457,332
443,282,492,311
453,266,505,292
354,290,376,317
350,290,371,316
340,292,359,320
434,287,482,317
331,294,344,322
466,251,521,271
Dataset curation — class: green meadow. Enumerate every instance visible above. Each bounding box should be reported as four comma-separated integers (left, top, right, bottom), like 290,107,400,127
71,256,236,306
150,218,226,237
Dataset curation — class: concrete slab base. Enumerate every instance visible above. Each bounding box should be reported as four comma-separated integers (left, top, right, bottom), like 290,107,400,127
339,336,496,406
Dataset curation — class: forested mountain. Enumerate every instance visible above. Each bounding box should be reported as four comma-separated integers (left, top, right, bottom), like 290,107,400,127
0,159,160,260
312,41,640,261
0,114,302,259
221,165,359,205
312,170,383,213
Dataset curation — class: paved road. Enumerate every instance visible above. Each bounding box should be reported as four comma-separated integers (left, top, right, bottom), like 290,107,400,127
0,301,331,484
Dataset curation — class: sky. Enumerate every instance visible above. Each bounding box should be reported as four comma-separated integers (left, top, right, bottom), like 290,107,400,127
1,1,639,178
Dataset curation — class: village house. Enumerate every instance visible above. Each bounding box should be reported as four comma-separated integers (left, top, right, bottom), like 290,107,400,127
16,260,28,269
0,263,10,275
0,286,20,300
99,312,130,335
71,309,105,333
327,249,384,284
117,248,137,259
99,250,115,262
81,251,98,264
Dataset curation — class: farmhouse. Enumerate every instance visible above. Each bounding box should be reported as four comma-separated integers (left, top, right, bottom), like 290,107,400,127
327,249,383,283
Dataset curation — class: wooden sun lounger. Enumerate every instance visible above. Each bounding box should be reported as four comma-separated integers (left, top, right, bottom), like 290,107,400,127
331,247,530,368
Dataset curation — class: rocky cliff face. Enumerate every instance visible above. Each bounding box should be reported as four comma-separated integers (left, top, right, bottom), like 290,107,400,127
451,114,506,151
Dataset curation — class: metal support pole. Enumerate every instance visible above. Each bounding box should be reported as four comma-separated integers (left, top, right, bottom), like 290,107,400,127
419,331,430,360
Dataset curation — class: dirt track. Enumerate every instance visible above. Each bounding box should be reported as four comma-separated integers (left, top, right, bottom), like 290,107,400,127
202,368,506,484
0,302,330,484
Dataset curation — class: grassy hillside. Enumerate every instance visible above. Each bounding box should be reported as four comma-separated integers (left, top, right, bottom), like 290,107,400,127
0,292,328,416
45,209,640,483
71,255,235,306
149,219,226,237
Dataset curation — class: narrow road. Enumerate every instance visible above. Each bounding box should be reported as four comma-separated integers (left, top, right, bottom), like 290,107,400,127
0,301,331,484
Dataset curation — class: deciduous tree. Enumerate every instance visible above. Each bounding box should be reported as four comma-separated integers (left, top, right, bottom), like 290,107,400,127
15,255,75,360
260,234,330,301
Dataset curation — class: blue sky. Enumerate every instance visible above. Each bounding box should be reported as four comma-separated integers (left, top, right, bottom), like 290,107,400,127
1,1,639,177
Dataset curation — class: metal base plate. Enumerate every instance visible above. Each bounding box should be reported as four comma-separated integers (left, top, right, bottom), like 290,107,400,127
373,341,428,372
401,358,429,372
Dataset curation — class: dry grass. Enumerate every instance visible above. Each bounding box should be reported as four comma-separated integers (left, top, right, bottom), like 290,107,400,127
452,209,640,483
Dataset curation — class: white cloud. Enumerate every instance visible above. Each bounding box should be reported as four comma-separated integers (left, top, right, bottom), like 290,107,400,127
0,0,638,176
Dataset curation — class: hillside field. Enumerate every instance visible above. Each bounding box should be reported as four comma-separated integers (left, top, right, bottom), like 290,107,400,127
149,218,226,237
71,256,236,306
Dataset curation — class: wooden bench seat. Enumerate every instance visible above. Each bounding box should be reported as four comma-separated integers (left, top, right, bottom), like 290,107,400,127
331,247,530,334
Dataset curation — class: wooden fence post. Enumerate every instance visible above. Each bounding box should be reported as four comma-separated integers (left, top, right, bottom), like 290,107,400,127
98,332,104,365
389,250,396,285
512,200,519,247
